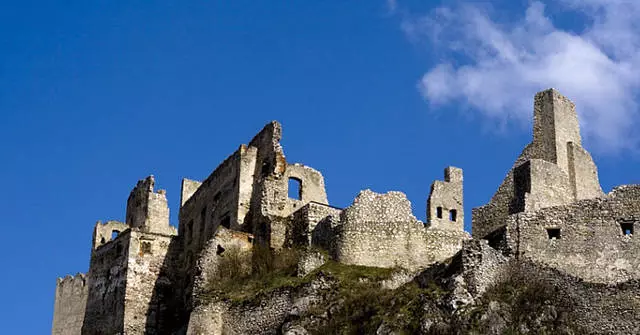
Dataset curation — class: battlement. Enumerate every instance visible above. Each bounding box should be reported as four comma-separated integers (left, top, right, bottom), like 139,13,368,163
56,273,87,291
53,273,88,335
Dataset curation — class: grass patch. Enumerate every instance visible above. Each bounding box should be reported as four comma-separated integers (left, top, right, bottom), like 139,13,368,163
308,262,446,335
203,245,304,303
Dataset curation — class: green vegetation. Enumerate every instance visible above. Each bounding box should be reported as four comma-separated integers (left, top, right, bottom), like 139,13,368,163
307,262,445,335
203,245,303,303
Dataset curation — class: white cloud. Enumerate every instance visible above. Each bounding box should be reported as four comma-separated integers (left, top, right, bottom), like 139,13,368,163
403,1,640,152
386,0,397,14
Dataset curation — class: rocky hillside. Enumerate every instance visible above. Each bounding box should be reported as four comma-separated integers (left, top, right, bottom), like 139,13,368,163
185,247,640,335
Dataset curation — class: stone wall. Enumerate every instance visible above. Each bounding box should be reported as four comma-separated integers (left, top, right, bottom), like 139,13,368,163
516,159,574,212
123,229,176,334
246,122,329,249
506,185,640,283
334,190,469,270
186,277,331,335
92,220,128,249
181,179,203,207
82,230,131,334
193,227,254,299
290,201,342,247
52,274,88,335
179,147,245,257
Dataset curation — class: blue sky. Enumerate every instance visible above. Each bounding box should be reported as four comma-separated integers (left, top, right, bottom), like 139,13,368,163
1,1,639,333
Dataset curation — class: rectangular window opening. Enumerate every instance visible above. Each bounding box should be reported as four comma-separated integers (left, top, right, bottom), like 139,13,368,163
288,177,302,200
546,228,561,240
620,221,634,236
449,209,457,222
436,207,443,219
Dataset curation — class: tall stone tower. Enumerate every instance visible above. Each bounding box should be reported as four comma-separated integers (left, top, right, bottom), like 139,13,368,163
472,88,603,238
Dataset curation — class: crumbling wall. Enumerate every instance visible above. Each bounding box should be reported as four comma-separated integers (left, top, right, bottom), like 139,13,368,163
427,166,464,231
52,274,88,335
289,202,341,247
186,277,330,335
181,179,203,207
506,185,640,283
126,176,175,236
568,142,603,200
334,190,468,270
179,148,244,255
238,145,258,228
246,121,329,249
192,227,254,299
517,159,574,212
82,230,131,334
92,220,128,249
283,164,328,215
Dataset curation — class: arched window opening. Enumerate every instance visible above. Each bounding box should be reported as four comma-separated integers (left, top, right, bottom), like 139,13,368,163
288,177,302,200
111,230,120,240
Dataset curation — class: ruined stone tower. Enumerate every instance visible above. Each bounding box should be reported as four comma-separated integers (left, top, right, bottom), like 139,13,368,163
472,88,603,239
427,166,464,231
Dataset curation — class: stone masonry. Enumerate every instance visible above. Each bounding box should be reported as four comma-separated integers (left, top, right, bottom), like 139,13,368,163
53,89,640,334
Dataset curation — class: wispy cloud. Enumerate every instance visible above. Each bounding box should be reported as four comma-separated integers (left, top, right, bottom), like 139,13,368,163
401,1,640,152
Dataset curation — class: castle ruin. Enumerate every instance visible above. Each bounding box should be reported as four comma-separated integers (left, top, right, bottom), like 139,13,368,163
53,89,640,334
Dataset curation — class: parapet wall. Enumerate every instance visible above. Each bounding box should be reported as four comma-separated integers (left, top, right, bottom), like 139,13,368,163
52,274,88,335
505,185,640,283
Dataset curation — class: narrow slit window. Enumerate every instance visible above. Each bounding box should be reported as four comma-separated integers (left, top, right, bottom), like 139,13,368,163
449,209,457,222
546,228,561,240
288,177,302,200
436,207,443,219
620,221,634,236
